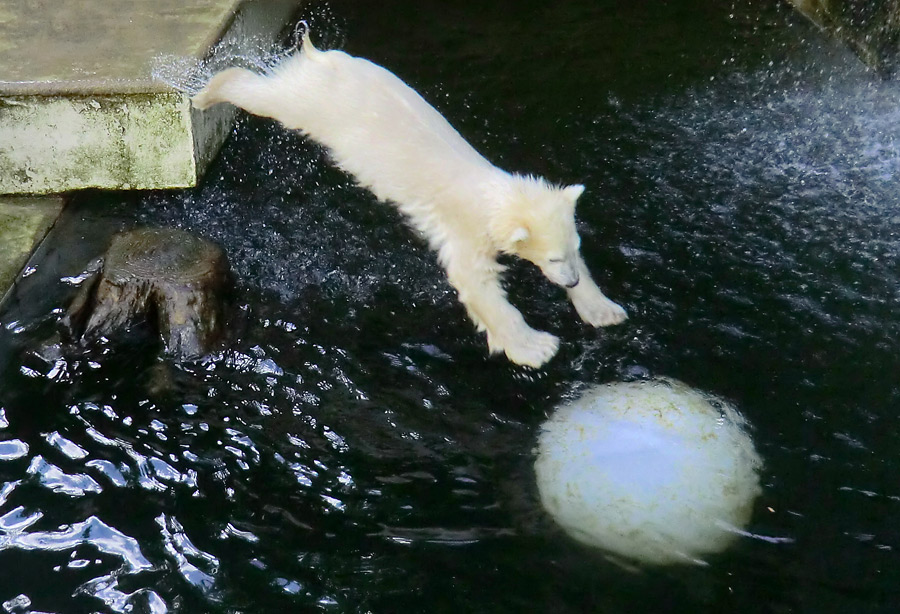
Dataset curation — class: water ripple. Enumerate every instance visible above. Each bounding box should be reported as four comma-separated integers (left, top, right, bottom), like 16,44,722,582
2,1,900,612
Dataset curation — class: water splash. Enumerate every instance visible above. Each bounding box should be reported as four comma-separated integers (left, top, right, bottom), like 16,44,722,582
151,35,286,97
151,2,347,98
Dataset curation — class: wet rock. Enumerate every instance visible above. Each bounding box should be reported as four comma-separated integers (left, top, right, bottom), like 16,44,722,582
787,0,900,76
63,228,232,359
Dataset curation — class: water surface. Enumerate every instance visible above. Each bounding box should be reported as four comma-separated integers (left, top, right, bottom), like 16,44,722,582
2,0,900,612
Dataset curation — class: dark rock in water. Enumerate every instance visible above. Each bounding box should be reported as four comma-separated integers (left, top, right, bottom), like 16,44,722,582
788,0,900,76
63,228,232,359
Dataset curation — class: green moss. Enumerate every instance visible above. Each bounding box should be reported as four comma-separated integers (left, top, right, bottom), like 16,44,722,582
0,93,197,194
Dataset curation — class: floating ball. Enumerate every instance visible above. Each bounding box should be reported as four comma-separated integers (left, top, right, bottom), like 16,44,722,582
534,378,762,565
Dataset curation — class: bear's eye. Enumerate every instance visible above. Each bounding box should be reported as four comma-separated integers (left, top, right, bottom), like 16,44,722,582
548,257,564,263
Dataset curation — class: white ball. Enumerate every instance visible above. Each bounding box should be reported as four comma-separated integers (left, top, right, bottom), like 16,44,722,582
534,378,762,565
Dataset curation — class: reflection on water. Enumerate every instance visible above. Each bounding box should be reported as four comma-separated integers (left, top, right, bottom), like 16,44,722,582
3,0,900,611
0,306,540,612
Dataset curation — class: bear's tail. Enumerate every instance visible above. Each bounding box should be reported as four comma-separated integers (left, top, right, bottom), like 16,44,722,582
300,30,324,61
191,67,268,113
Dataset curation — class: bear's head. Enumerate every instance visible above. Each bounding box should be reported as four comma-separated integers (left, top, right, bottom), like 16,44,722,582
492,176,585,289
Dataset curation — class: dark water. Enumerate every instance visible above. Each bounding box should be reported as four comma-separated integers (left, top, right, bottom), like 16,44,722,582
3,0,900,611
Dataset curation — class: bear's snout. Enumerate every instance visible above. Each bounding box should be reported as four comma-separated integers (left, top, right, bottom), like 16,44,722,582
543,261,580,289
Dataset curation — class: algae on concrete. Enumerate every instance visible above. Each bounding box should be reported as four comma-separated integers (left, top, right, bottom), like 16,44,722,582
0,93,232,194
0,197,64,299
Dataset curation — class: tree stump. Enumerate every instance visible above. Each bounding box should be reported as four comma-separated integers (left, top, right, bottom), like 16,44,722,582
63,228,232,359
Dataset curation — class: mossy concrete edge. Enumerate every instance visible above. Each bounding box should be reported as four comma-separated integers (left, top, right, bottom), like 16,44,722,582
0,196,65,303
0,94,200,194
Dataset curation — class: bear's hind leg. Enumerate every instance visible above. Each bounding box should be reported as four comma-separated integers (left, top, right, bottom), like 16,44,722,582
191,67,280,120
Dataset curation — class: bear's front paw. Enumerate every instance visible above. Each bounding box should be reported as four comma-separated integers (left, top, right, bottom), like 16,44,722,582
496,328,560,369
571,293,628,328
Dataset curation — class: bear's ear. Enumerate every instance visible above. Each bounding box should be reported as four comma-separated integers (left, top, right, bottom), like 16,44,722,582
509,226,530,245
563,184,585,202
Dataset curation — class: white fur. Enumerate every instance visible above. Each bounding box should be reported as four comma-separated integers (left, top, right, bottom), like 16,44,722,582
192,34,627,367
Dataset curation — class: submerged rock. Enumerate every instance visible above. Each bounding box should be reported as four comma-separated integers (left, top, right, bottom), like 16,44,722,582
788,0,900,76
63,228,232,359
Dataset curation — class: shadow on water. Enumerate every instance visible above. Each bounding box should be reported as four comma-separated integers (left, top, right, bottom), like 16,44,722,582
2,0,900,612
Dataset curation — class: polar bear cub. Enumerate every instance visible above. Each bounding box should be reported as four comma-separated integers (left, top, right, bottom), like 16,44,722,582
192,33,627,368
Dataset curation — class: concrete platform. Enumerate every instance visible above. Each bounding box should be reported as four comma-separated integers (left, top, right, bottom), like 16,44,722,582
0,197,65,302
0,0,300,195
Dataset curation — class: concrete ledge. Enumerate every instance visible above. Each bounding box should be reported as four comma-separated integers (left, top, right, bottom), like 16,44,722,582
0,196,65,299
0,0,299,195
0,94,234,194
